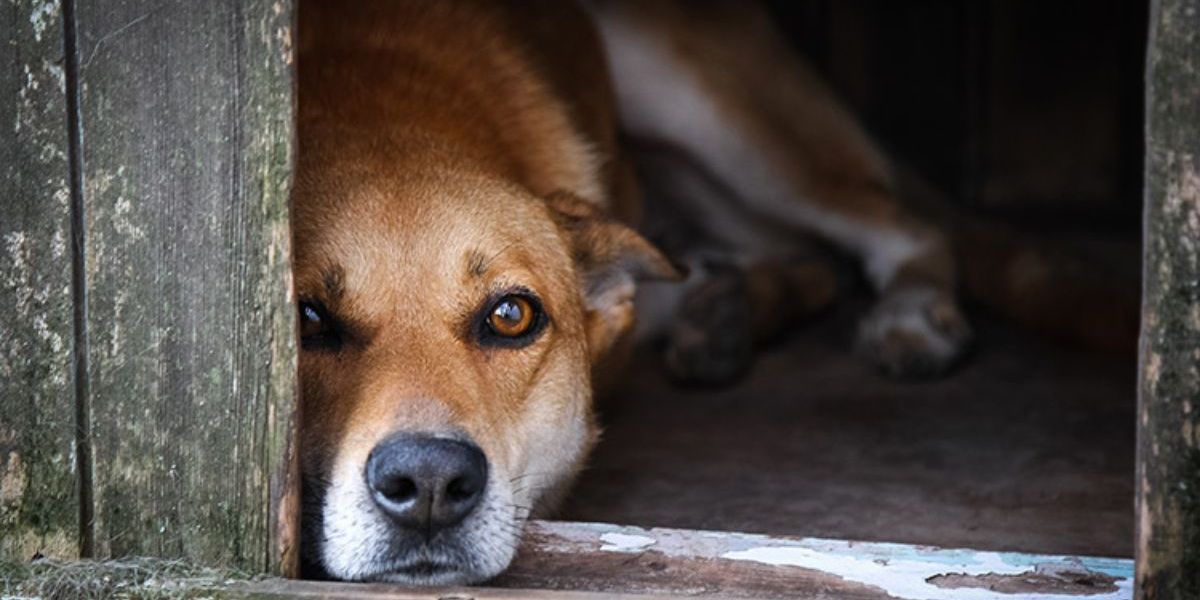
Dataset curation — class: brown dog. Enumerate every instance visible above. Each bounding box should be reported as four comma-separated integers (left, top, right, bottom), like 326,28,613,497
294,0,972,584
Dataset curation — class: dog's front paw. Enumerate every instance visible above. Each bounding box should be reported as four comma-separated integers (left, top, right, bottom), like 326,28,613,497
856,288,972,379
664,272,754,387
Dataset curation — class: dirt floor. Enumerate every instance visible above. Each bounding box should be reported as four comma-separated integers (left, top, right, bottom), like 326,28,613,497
561,298,1136,558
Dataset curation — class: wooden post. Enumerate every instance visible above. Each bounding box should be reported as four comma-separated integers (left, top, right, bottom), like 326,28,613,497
2,0,299,575
0,0,79,562
70,0,298,573
1138,0,1200,597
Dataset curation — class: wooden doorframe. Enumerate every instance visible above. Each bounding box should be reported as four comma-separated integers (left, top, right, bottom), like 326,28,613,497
1135,0,1200,597
4,0,1199,597
1,0,298,574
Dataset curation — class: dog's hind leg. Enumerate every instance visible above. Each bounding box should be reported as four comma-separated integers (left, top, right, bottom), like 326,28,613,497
593,0,972,378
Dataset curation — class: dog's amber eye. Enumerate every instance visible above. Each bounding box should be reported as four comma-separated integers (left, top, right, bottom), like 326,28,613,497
476,292,546,348
488,296,534,338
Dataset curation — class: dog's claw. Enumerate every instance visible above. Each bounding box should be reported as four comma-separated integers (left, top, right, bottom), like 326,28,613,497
856,288,972,379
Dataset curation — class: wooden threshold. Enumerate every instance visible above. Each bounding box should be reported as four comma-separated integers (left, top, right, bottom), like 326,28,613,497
222,521,1134,600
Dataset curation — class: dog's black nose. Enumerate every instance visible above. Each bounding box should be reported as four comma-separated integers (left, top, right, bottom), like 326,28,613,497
366,434,488,536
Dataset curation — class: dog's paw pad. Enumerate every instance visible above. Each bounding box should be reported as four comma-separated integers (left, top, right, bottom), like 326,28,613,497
664,273,754,387
856,288,972,379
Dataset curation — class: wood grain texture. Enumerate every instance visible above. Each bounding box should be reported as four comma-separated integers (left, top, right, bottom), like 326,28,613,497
0,0,79,562
1138,0,1200,597
71,0,297,571
495,522,1131,600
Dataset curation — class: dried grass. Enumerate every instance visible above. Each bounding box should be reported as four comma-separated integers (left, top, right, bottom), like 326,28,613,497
0,557,257,600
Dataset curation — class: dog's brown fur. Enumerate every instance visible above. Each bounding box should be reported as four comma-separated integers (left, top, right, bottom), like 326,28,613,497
292,0,1132,585
294,0,679,583
293,0,964,583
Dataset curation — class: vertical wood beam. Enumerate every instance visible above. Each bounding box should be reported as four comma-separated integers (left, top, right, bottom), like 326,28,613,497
1138,0,1200,597
67,0,298,572
0,0,80,562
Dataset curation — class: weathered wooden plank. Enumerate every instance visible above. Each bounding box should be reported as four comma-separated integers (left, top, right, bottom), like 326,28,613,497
70,0,297,571
0,521,1137,599
223,521,1135,600
0,0,79,562
496,522,1133,600
1137,0,1200,597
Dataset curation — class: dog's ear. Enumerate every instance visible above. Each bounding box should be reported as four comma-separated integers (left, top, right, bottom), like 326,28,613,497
546,191,682,361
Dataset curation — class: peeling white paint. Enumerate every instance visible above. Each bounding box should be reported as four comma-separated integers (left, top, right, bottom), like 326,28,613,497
22,63,37,93
599,532,656,553
722,545,1131,600
44,58,65,94
1,226,71,389
4,232,32,315
49,225,66,260
529,522,1134,600
29,0,58,42
112,194,147,241
15,64,34,134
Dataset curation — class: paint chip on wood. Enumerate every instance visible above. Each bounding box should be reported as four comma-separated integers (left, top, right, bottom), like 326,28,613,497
598,532,656,553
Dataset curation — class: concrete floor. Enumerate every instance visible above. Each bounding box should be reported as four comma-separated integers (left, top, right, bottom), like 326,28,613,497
561,300,1136,558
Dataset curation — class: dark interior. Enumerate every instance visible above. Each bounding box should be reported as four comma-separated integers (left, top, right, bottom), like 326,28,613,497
561,0,1146,558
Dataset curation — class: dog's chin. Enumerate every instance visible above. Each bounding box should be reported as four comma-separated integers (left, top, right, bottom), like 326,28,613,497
318,518,522,585
363,560,484,586
311,471,524,585
319,519,523,585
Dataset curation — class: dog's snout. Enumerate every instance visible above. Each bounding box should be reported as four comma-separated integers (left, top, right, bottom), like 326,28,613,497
366,435,488,536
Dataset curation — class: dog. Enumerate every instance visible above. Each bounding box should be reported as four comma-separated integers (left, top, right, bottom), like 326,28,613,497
293,0,995,585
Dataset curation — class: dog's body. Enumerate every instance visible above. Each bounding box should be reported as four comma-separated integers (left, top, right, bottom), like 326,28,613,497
294,0,971,584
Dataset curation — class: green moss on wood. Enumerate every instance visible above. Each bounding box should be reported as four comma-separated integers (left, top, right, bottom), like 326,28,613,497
0,0,79,562
75,0,296,573
1138,0,1200,598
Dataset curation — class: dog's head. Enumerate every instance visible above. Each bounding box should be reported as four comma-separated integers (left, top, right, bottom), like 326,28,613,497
292,153,675,584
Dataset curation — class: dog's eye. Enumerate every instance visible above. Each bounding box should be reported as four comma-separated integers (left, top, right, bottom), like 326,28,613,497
299,301,341,350
479,293,546,347
489,296,534,337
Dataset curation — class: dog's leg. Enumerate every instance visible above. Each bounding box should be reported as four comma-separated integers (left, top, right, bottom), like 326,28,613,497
662,257,837,386
594,0,972,378
632,147,837,386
